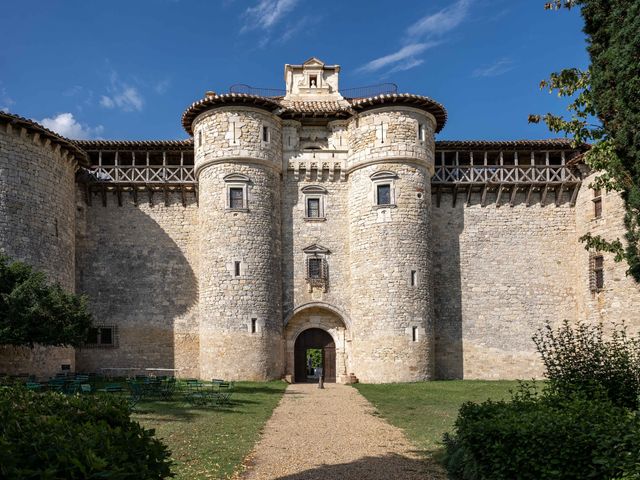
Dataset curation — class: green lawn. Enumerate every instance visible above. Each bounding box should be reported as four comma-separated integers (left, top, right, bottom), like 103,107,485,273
355,380,519,455
132,381,287,479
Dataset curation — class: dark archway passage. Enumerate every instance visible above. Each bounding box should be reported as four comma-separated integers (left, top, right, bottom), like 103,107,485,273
294,328,336,383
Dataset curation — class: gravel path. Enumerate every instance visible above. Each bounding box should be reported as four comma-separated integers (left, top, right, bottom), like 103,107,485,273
239,383,446,480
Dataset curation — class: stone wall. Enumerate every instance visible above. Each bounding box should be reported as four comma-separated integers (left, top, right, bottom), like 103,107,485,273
431,191,579,379
195,108,284,381
0,123,78,378
75,190,199,377
193,107,282,174
574,172,640,328
282,172,351,317
347,107,435,171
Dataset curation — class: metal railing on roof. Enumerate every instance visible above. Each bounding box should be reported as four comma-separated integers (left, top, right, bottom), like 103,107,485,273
229,84,285,97
228,83,398,99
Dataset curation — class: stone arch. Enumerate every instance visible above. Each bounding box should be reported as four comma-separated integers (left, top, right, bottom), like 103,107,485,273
284,302,352,330
284,305,350,383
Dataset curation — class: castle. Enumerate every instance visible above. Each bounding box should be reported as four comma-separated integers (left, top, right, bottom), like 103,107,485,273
1,58,639,383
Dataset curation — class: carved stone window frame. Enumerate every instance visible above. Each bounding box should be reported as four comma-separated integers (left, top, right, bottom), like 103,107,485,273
370,170,398,208
301,185,327,221
224,173,250,212
303,244,330,292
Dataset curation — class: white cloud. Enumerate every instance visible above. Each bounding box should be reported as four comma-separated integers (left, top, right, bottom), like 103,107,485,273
407,0,472,40
39,113,104,140
358,43,438,74
154,78,171,95
358,0,473,75
100,72,144,112
472,58,514,78
241,0,298,32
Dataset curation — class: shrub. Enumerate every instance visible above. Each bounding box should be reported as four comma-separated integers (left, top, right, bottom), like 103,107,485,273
0,387,173,479
0,254,93,347
533,320,640,409
443,385,640,480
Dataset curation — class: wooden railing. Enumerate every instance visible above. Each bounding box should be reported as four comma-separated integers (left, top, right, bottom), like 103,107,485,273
432,165,581,184
90,165,196,184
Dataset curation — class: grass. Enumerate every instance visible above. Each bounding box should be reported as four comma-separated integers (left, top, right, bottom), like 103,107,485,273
132,381,287,479
354,380,519,455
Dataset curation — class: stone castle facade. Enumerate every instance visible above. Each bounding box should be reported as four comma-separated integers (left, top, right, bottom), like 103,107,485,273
1,58,639,383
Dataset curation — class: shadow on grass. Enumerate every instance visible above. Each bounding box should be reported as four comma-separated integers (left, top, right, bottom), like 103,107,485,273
265,453,446,480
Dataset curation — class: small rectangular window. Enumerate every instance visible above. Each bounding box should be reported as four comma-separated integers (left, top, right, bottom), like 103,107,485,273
234,261,241,277
377,184,391,205
251,318,257,333
229,187,244,209
418,124,427,142
262,126,270,142
410,270,417,286
593,255,604,290
593,189,602,218
85,325,116,347
308,258,322,279
307,198,320,218
412,326,418,342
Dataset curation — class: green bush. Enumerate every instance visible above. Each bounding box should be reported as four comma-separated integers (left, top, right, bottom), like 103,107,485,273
533,320,640,409
0,387,173,479
443,385,640,480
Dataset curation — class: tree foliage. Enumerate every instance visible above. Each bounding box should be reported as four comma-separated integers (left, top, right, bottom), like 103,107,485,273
533,320,640,409
0,254,92,347
531,0,640,281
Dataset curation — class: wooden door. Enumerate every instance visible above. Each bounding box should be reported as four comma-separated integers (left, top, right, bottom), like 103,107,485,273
294,328,336,383
322,346,336,382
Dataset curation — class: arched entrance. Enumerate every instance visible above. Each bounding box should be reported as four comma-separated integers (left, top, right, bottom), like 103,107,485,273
294,328,336,383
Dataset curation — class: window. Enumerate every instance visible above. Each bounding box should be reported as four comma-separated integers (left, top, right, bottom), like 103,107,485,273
590,255,604,292
229,187,244,209
308,258,322,279
593,188,602,218
376,123,387,144
234,261,241,277
198,130,202,147
418,124,427,142
223,173,250,211
410,270,417,287
412,326,418,342
370,170,398,207
377,184,391,205
85,326,117,348
303,244,330,292
251,318,257,334
301,185,327,220
309,75,317,87
262,126,270,143
307,198,320,218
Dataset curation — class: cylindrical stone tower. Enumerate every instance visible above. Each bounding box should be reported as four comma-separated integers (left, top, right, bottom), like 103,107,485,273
0,112,86,376
184,95,284,380
346,103,440,383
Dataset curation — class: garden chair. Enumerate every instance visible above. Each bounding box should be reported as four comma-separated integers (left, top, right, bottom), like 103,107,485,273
213,381,234,406
184,379,208,406
80,384,92,394
159,377,176,400
26,382,42,391
48,378,66,393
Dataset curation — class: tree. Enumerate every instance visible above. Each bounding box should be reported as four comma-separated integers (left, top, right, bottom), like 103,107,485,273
530,0,640,281
0,254,92,347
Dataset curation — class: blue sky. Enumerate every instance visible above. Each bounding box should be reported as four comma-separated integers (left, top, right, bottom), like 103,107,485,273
0,0,588,141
